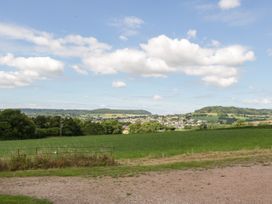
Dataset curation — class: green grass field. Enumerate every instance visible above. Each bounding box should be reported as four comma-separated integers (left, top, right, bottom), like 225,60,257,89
0,128,271,159
0,195,52,204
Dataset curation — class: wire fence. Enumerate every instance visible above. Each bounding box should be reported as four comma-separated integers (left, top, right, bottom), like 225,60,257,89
0,145,115,158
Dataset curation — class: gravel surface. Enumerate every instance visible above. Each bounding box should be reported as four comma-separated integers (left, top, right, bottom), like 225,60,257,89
0,165,272,204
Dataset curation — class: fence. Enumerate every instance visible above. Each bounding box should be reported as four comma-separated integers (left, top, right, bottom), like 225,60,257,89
0,145,115,158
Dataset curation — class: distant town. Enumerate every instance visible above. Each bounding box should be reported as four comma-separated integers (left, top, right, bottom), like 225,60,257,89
18,106,272,134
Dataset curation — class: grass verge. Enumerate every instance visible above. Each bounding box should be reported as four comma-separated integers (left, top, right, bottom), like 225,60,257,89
0,195,52,204
0,154,116,171
0,154,271,178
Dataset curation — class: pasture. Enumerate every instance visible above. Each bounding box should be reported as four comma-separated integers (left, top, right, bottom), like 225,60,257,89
0,128,271,159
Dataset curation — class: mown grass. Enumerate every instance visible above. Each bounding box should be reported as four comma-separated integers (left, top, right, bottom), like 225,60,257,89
0,128,271,159
0,195,52,204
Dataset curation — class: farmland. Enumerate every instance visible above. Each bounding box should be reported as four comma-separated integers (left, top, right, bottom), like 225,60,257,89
0,128,271,159
1,126,272,203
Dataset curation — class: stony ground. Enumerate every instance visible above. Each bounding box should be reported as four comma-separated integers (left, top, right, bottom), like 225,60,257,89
0,165,272,204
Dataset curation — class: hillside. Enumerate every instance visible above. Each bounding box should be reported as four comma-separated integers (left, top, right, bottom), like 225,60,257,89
195,106,272,115
18,108,151,116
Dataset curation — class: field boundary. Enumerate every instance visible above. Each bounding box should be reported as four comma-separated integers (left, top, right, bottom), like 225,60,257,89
0,146,114,158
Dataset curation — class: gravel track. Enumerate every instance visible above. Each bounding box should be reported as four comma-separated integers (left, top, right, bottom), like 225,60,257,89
0,165,272,204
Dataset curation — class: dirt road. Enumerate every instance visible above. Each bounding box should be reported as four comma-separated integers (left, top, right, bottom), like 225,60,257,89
0,165,272,204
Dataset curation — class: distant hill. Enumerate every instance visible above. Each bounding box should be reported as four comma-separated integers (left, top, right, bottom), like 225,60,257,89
16,108,152,116
195,106,272,115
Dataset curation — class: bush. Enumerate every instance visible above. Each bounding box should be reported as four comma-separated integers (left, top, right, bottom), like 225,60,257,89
9,154,32,171
0,153,116,171
0,159,8,171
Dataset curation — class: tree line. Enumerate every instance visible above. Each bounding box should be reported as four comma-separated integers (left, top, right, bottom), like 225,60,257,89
0,109,124,140
0,109,170,140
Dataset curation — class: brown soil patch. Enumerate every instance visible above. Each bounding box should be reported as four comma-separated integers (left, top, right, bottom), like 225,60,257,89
0,165,272,204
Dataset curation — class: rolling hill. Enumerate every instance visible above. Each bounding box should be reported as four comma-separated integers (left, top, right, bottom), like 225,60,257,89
17,108,151,117
195,106,272,115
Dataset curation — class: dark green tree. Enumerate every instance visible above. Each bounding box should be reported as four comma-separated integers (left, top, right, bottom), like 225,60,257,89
82,121,105,135
0,109,36,140
101,120,122,134
62,117,82,136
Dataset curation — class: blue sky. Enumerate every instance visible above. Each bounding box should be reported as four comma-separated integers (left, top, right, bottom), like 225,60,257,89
0,0,271,114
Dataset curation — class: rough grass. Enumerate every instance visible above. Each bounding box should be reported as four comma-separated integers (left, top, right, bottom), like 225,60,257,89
0,195,52,204
0,128,271,159
0,154,271,178
0,154,116,171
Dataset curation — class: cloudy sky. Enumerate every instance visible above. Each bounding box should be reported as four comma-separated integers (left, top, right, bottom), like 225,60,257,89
0,0,271,114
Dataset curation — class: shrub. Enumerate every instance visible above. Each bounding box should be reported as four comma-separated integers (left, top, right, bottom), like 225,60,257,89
0,153,117,171
9,154,32,171
0,159,8,171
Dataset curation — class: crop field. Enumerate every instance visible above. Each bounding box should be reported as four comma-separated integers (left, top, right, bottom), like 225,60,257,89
0,128,271,159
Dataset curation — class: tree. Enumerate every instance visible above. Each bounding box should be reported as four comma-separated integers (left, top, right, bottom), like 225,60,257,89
101,120,122,134
128,122,142,134
33,115,50,128
0,109,36,140
82,121,105,135
62,117,82,136
129,121,164,134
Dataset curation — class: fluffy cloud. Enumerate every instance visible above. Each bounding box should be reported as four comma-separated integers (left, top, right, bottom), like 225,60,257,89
0,22,111,58
112,80,127,88
218,0,241,10
187,29,197,39
0,54,63,88
0,22,110,87
0,23,255,88
83,35,254,87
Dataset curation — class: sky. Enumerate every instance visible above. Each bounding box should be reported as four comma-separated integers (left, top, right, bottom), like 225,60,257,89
0,0,271,114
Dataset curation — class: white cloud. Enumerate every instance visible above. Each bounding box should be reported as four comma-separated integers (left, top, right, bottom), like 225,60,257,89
153,95,163,101
0,22,111,58
0,22,111,87
210,40,221,47
206,10,256,26
0,54,64,88
83,35,254,87
110,16,144,39
243,98,272,105
0,22,255,88
121,16,144,28
72,65,88,75
218,0,241,10
196,1,255,27
119,35,128,41
112,80,127,88
187,29,197,39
